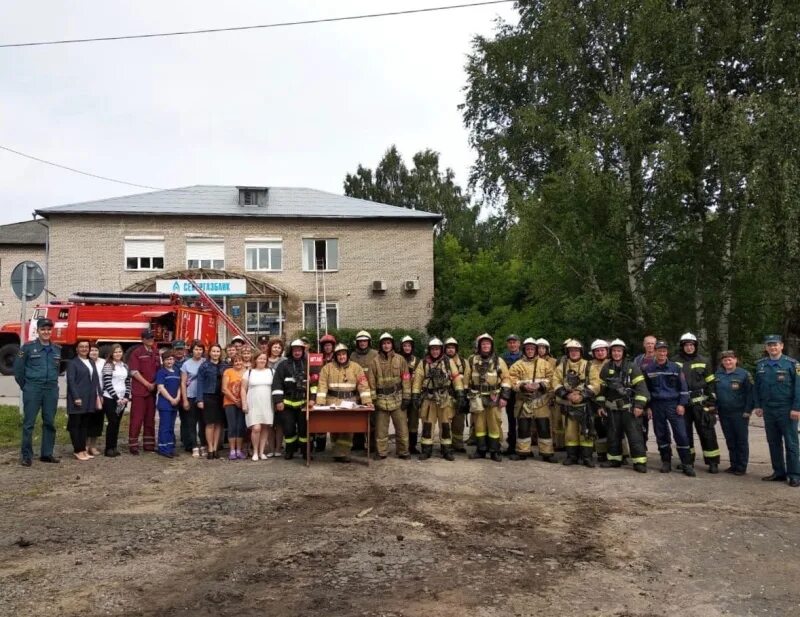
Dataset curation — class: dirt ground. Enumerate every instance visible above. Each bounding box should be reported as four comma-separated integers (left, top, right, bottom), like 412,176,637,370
1,422,798,617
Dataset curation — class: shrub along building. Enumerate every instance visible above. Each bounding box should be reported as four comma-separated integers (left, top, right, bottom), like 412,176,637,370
33,185,440,342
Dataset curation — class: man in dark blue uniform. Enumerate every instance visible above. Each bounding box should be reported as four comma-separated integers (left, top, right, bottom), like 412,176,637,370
14,317,62,466
643,340,695,476
501,334,522,455
753,335,800,487
714,350,753,475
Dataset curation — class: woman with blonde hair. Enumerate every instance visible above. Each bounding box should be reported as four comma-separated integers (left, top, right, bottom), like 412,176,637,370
241,351,274,460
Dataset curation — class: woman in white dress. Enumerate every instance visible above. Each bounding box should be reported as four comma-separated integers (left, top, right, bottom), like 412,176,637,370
241,352,274,461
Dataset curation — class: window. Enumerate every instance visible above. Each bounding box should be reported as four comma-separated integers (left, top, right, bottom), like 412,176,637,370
303,302,338,330
302,238,338,271
125,237,164,271
246,300,280,334
186,238,225,270
245,241,282,271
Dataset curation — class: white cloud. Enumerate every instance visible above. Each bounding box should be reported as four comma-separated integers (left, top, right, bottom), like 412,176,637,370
0,0,517,223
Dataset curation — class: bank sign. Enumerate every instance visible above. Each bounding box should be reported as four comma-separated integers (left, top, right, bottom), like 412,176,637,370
155,279,247,296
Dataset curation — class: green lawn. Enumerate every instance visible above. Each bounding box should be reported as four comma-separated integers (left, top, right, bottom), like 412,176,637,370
0,405,133,449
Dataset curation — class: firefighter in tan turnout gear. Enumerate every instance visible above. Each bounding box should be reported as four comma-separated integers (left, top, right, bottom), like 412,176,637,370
400,335,421,454
464,333,511,462
553,339,602,467
536,338,563,450
509,337,556,462
315,343,372,463
412,338,465,461
367,333,412,459
350,330,378,452
444,338,469,453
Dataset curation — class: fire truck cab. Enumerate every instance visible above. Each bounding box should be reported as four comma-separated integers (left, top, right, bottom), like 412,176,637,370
0,291,218,374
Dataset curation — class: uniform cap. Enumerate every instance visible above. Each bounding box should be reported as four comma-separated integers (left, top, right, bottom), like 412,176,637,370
379,332,394,342
609,338,626,349
654,340,669,350
444,337,458,347
401,335,414,344
679,332,698,344
172,340,186,349
355,330,371,341
506,334,520,342
522,337,537,346
535,338,550,348
564,339,583,350
719,350,736,360
590,339,609,351
141,329,154,339
334,343,349,353
231,335,246,344
764,334,782,344
36,317,54,328
289,339,305,348
428,337,444,347
257,335,270,344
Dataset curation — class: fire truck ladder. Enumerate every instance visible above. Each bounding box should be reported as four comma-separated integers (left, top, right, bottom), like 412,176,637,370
186,278,255,348
314,259,328,348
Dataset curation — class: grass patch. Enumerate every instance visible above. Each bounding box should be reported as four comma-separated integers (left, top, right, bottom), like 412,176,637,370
0,404,71,448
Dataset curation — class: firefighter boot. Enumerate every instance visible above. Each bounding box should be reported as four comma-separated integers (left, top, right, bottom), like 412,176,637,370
419,444,433,461
708,462,719,474
562,446,579,466
541,453,556,463
469,435,488,460
598,452,611,468
633,463,648,473
679,448,696,477
581,446,596,468
442,445,455,462
284,442,295,460
490,451,502,462
409,432,419,455
660,459,672,473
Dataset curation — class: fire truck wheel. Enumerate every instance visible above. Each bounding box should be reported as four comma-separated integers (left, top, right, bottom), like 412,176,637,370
0,343,20,376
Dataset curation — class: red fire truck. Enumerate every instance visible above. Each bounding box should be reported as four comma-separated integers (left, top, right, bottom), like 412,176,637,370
0,291,219,374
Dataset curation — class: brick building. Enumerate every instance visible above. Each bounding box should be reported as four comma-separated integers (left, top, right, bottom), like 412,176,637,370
0,220,47,324
33,185,439,340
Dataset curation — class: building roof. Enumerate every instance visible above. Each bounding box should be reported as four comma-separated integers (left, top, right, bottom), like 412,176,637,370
0,220,47,245
34,185,442,222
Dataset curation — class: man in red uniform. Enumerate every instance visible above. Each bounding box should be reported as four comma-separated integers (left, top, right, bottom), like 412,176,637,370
128,329,162,454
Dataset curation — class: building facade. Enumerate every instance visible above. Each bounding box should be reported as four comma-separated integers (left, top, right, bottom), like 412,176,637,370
36,185,439,341
0,220,47,324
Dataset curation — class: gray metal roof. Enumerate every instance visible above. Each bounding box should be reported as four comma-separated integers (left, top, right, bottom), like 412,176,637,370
0,220,47,245
34,185,441,221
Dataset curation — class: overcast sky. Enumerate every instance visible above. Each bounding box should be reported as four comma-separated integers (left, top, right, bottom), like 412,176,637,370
0,0,517,226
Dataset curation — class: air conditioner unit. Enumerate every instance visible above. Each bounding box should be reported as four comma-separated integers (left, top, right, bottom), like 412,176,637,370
372,280,387,292
404,280,420,291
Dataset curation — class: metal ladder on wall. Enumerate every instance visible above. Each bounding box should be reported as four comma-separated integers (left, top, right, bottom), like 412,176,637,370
313,259,328,349
186,278,256,348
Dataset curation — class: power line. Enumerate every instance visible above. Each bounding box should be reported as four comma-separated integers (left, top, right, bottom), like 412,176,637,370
0,144,162,190
0,1,514,49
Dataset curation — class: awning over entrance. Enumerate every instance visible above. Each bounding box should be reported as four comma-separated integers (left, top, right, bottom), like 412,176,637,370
125,269,289,341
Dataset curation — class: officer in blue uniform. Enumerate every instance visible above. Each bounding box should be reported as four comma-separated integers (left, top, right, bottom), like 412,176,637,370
14,317,62,466
753,335,800,487
643,340,696,476
714,350,753,475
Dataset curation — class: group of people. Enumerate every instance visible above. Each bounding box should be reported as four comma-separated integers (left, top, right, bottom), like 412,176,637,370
13,319,800,487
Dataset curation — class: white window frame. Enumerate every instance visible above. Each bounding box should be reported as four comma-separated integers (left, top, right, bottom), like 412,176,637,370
124,236,165,271
245,238,283,272
302,238,339,272
302,301,339,330
186,237,225,270
245,299,281,334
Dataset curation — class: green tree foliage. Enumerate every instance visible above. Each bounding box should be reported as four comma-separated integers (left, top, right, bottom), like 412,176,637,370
343,145,490,252
461,0,800,359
